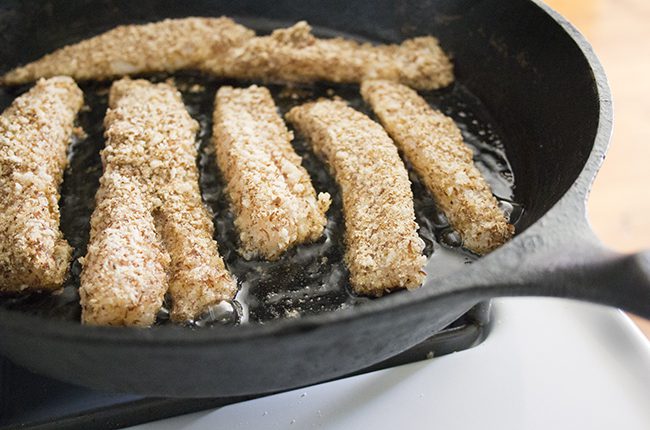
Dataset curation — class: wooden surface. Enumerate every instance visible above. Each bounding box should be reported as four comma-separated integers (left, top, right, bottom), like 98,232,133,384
544,0,650,335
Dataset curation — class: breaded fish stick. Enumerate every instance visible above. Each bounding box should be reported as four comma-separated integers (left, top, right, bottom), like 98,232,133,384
286,100,426,295
203,21,454,90
1,17,254,85
361,80,514,254
80,78,236,325
109,78,236,322
0,77,82,293
79,172,169,326
113,79,239,322
213,85,331,260
155,187,236,322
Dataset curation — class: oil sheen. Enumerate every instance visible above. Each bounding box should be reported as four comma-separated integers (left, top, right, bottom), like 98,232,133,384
0,72,523,327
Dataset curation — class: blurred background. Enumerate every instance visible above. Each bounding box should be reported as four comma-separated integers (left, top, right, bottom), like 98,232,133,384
544,0,650,334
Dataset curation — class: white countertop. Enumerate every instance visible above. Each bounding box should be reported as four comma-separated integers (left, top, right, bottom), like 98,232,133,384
130,298,650,430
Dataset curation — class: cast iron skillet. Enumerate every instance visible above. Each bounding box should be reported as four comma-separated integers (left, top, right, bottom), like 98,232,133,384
0,0,649,398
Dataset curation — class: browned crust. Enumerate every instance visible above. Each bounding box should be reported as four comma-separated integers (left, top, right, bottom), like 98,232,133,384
1,17,254,85
361,79,514,254
80,78,236,326
202,21,454,90
0,77,82,293
286,99,426,295
212,85,331,260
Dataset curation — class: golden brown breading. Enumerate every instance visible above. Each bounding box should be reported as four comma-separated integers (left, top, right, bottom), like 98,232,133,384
80,78,236,325
79,171,169,326
1,17,254,85
155,188,236,322
286,99,426,295
361,79,514,254
213,85,331,260
0,77,82,293
203,21,454,90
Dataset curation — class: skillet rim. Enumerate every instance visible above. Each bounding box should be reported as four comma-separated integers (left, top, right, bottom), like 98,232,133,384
0,0,613,345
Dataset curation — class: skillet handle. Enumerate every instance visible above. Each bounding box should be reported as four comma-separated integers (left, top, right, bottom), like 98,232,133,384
559,249,650,318
491,244,650,319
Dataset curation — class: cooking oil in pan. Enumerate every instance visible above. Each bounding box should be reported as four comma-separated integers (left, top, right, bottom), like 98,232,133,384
0,73,523,326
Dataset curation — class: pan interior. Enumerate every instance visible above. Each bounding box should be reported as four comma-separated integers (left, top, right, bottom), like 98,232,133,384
0,59,520,326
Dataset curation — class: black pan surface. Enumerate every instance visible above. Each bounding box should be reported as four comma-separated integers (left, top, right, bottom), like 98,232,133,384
0,0,648,397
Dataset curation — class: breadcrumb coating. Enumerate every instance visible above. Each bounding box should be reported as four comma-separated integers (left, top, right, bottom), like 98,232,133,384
213,85,331,260
80,78,236,325
0,77,82,293
361,80,514,254
1,17,254,85
79,172,169,326
203,21,454,90
286,99,426,295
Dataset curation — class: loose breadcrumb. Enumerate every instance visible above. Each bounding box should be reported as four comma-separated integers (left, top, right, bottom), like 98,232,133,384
202,21,454,90
0,77,82,293
361,79,514,254
80,78,236,326
213,85,330,260
1,17,254,85
286,99,426,295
